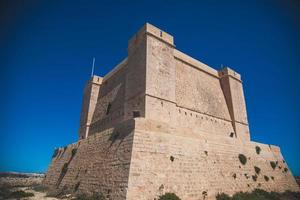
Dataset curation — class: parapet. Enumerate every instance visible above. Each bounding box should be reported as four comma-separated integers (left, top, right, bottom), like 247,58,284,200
218,67,242,81
90,75,103,85
128,23,174,49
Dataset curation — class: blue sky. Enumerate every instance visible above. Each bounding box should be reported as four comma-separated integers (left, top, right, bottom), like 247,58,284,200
0,0,299,175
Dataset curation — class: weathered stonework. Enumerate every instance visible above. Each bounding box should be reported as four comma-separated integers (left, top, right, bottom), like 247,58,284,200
44,23,299,199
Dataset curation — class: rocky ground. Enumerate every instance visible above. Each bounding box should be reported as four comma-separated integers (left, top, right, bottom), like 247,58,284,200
0,172,63,200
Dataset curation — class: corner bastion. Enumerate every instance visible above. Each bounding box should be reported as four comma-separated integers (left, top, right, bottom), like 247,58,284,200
43,23,299,200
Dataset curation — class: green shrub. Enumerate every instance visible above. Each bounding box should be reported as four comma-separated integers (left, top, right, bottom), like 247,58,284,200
74,182,80,191
216,193,231,200
255,146,261,155
264,175,269,181
9,190,34,198
215,189,300,200
252,175,257,182
232,173,236,179
254,166,261,174
238,154,247,165
170,156,175,162
158,193,181,200
72,148,78,158
283,167,288,173
31,184,48,192
62,163,68,174
270,161,277,169
75,193,105,200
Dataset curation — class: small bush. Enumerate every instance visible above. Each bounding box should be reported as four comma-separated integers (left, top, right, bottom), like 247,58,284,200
74,182,80,191
170,156,175,162
75,193,105,200
204,151,208,156
283,167,288,173
264,175,269,181
32,184,48,192
232,173,236,179
62,163,68,174
159,193,181,200
252,175,257,182
10,191,34,198
238,154,247,165
254,166,261,174
229,132,234,138
270,161,277,169
215,189,300,200
72,148,78,158
216,193,231,200
255,146,261,155
46,187,70,198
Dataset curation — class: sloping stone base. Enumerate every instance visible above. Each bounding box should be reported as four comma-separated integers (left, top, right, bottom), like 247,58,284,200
44,118,299,200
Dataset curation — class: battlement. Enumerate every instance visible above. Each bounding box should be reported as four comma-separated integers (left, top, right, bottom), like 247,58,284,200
218,67,242,81
128,23,174,49
90,75,103,85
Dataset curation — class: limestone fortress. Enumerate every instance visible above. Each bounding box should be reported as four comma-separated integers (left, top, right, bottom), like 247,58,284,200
44,23,299,200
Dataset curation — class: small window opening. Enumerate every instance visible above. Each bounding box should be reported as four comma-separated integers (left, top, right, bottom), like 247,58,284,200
133,110,140,118
106,103,111,115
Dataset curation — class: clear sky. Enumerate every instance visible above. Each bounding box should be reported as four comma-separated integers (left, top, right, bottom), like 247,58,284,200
0,0,299,175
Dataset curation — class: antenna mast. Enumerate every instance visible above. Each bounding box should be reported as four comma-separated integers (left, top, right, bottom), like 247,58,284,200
91,57,95,77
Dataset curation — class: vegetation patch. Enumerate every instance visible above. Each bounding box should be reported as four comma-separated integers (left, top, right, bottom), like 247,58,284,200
252,175,257,182
0,187,34,199
74,182,80,191
158,193,181,200
32,184,48,192
238,154,247,165
170,156,175,162
255,146,261,155
75,193,105,200
270,161,277,170
254,166,261,174
284,167,288,173
216,189,300,200
232,173,237,179
72,148,78,158
264,175,269,182
204,151,208,156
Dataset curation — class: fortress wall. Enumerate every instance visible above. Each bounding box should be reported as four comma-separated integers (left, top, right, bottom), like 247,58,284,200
175,58,231,121
126,118,299,200
173,57,236,136
89,61,128,135
175,106,234,137
44,120,136,200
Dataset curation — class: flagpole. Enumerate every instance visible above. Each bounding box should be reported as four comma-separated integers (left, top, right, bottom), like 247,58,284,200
91,57,95,77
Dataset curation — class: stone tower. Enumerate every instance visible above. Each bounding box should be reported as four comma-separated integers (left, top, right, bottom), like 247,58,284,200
44,23,299,200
